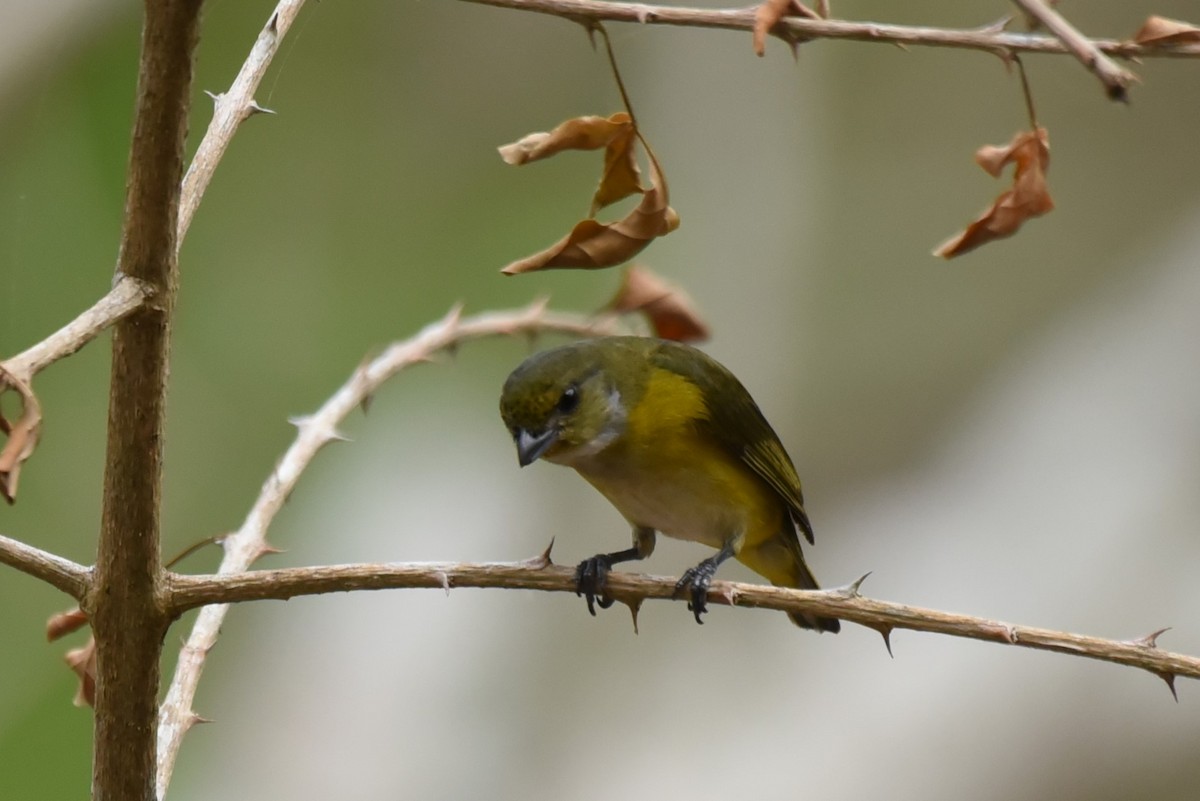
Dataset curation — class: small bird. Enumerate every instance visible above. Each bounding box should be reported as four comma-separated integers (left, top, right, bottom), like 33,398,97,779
499,336,839,632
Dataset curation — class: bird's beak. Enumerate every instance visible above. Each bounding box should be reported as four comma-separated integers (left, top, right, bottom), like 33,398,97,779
514,427,558,467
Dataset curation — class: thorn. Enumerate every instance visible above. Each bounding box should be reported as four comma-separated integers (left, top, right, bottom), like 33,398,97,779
360,393,374,415
268,11,279,34
203,89,222,104
288,414,312,430
627,598,642,634
995,624,1017,644
520,295,551,328
440,302,465,330
977,15,1012,35
1130,627,1171,649
837,571,872,598
717,582,737,608
580,18,600,49
870,623,894,658
326,427,352,444
187,711,213,728
253,541,285,560
245,100,276,118
521,538,555,569
436,571,451,596
1155,671,1179,703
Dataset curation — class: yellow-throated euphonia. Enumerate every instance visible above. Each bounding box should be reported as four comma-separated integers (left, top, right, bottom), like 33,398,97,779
499,336,839,632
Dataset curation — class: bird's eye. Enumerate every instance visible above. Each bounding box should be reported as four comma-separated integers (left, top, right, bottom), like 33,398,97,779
556,385,580,414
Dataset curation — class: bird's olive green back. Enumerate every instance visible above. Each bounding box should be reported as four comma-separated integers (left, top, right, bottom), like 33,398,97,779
647,340,815,544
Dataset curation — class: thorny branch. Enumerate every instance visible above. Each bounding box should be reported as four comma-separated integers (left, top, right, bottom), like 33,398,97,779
165,552,1200,692
461,1,1200,74
177,0,306,241
0,1,303,504
154,302,618,798
1010,0,1138,100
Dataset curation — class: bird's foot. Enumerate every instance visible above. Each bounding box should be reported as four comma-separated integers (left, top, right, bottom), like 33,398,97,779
574,555,617,616
674,558,721,625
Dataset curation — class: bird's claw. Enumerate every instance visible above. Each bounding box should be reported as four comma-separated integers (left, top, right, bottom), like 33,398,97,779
575,555,615,616
674,563,716,625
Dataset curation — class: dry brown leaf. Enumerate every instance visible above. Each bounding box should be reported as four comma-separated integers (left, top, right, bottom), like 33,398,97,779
498,113,632,165
752,0,821,57
935,127,1054,259
0,368,42,504
499,112,643,217
502,149,679,275
592,119,642,214
65,637,97,708
1131,16,1200,46
605,265,710,343
47,608,90,642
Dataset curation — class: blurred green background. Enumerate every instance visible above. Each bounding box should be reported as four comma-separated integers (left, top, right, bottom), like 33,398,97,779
2,1,1200,799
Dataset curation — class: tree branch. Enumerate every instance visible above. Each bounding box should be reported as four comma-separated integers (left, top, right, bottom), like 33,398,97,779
166,553,1200,690
91,1,204,798
2,276,152,383
1010,0,1138,100
177,0,307,242
0,0,305,506
154,302,617,799
461,0,1200,60
0,533,90,600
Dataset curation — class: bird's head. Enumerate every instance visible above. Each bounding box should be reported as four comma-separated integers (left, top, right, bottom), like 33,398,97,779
499,340,636,468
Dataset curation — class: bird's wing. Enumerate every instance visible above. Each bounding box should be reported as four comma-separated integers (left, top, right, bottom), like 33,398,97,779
650,341,814,544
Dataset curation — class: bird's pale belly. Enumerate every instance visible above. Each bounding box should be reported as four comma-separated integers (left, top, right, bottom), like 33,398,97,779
574,447,782,552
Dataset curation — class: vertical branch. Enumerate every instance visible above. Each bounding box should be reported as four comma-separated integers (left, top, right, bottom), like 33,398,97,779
90,1,204,800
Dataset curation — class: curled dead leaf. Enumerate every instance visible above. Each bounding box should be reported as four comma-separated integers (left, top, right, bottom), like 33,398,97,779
65,637,97,708
1130,16,1200,46
502,145,678,275
752,0,821,57
47,608,90,642
498,112,643,215
498,112,632,166
592,120,642,215
605,265,710,343
935,127,1054,259
0,367,42,504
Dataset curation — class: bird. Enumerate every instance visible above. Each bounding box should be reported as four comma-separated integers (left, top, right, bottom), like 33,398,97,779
498,335,839,632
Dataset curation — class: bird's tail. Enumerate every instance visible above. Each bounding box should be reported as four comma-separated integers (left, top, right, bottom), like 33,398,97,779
739,538,840,633
783,557,840,634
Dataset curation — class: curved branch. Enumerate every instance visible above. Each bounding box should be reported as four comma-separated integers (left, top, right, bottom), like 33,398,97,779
177,0,307,242
167,552,1200,687
462,0,1200,59
155,302,618,799
0,533,90,600
2,276,152,383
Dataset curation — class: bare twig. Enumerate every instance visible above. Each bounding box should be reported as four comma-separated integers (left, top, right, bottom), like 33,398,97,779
154,302,617,799
0,0,304,387
164,554,1200,688
177,0,307,242
461,0,1200,59
2,276,152,382
0,533,90,600
1010,0,1138,100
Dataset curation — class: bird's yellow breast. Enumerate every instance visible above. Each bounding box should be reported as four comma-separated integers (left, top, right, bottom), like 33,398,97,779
573,367,785,553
